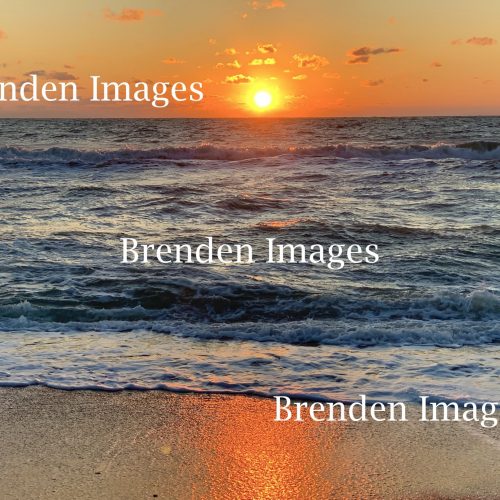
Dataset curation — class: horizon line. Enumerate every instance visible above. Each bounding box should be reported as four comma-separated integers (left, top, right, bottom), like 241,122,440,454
0,114,500,120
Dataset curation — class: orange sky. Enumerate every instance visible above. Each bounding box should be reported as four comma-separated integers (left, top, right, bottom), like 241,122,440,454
1,0,500,117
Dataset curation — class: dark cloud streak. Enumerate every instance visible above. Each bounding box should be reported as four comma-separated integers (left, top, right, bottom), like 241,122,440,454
347,46,401,64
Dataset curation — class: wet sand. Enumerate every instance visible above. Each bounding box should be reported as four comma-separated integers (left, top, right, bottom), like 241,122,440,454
0,387,498,499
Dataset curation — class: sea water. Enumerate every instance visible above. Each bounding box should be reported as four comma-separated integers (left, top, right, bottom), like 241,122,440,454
0,117,498,402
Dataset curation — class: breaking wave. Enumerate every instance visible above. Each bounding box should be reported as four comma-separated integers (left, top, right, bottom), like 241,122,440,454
0,289,498,347
2,141,500,163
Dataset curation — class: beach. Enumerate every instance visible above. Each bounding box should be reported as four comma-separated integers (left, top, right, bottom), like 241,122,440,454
0,387,498,499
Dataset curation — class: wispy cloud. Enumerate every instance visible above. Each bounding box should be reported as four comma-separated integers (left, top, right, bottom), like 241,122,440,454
23,69,78,80
251,0,286,10
215,60,241,69
224,74,254,84
162,57,185,65
363,79,384,87
352,47,401,56
103,8,162,22
47,71,78,81
431,61,443,68
23,69,46,77
104,8,144,21
258,43,277,54
466,36,497,46
292,53,329,70
452,37,497,46
292,74,307,80
249,57,276,66
347,46,401,64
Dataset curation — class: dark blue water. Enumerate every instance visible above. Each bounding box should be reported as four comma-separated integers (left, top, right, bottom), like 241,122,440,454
0,118,498,401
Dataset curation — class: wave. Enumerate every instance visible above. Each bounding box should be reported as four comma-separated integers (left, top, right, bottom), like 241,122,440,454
1,141,500,163
2,286,498,322
0,289,498,347
0,315,498,348
0,333,497,404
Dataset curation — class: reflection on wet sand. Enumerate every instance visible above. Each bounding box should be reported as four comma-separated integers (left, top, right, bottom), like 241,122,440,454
2,388,498,499
167,395,380,499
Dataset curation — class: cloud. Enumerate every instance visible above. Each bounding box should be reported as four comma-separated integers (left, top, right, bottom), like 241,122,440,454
227,60,242,69
251,0,286,9
103,8,146,21
452,37,497,46
431,61,443,68
208,38,217,45
292,53,329,70
63,64,75,69
323,72,340,79
224,74,255,84
258,43,277,54
352,47,400,56
24,69,46,77
292,74,307,80
162,57,185,65
215,48,239,56
23,69,77,80
363,79,384,87
215,60,241,69
0,30,6,40
466,37,497,46
249,57,276,66
347,46,401,64
348,56,370,64
47,71,78,81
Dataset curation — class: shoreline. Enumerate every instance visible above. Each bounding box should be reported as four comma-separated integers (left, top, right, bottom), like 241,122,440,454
2,381,498,408
0,387,498,499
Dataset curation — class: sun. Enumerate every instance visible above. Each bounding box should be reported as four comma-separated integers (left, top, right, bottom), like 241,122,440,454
253,90,273,109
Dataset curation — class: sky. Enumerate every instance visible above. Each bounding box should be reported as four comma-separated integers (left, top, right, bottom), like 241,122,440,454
0,0,500,117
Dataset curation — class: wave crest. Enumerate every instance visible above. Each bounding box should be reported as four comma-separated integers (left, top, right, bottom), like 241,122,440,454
1,141,500,163
0,289,498,347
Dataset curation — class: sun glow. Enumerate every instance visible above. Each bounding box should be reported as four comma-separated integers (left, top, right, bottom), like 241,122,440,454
253,90,273,109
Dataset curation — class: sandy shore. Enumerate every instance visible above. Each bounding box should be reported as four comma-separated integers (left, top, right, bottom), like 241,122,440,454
0,387,498,499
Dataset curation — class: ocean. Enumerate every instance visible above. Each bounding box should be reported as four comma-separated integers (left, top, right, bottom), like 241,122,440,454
0,117,498,403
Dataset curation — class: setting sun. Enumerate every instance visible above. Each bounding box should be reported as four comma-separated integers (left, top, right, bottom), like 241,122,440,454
253,90,272,110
